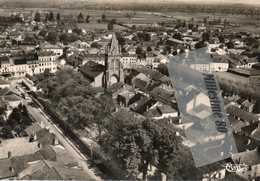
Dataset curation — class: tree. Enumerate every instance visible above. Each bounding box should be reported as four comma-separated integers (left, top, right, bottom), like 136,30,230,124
34,11,41,22
102,116,201,180
202,32,210,42
45,13,49,22
47,31,57,44
226,41,234,49
56,13,60,21
218,35,225,43
33,25,39,31
78,12,84,23
107,20,115,31
195,41,206,49
102,14,106,22
188,23,194,30
86,14,90,23
157,63,169,76
136,46,144,55
91,42,101,48
172,33,182,40
203,17,207,24
49,11,54,21
115,32,125,46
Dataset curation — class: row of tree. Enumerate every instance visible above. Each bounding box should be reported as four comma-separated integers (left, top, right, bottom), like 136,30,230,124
35,11,108,24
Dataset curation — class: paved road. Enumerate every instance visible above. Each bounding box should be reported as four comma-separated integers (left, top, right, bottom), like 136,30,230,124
26,104,101,180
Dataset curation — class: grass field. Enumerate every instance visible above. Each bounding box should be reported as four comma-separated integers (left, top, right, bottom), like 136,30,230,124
77,23,129,31
1,8,260,33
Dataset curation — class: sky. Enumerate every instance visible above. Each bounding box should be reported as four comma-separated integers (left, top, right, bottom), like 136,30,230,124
1,0,260,6
86,0,260,5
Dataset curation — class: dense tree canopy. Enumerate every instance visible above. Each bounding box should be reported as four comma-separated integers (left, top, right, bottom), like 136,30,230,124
100,115,203,180
38,69,115,130
34,12,41,22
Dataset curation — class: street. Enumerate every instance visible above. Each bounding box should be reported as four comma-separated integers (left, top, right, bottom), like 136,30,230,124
26,103,102,180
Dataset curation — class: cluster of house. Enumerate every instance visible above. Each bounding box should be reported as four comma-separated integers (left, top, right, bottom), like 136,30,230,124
0,124,91,180
0,11,260,180
0,46,63,77
0,78,22,119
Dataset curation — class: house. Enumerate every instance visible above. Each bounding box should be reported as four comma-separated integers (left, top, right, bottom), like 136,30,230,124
117,91,144,107
79,61,104,87
231,149,260,180
37,51,58,73
0,52,58,77
19,40,37,52
40,145,77,167
189,55,229,72
43,45,63,57
229,115,247,133
210,55,229,72
149,87,176,106
106,82,128,99
0,78,10,89
0,48,11,56
233,133,259,152
129,97,158,115
0,56,12,75
241,99,255,113
226,105,260,123
143,105,178,120
201,161,227,181
120,54,138,69
0,158,16,179
0,137,41,160
3,94,21,109
17,159,91,180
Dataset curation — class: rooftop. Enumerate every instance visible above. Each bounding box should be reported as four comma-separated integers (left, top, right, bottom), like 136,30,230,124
79,61,105,81
0,158,16,179
0,78,10,86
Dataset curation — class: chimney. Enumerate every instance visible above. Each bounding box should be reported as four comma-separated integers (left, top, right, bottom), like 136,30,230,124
8,151,11,158
38,143,42,149
53,137,59,146
9,166,14,173
247,139,251,145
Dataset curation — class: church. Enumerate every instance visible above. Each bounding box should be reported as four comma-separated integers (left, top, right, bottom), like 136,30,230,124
79,32,124,88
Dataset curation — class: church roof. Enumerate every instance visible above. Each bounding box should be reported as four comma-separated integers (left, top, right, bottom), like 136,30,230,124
79,61,105,81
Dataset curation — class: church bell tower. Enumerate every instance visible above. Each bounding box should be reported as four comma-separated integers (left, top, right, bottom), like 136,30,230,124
103,32,124,88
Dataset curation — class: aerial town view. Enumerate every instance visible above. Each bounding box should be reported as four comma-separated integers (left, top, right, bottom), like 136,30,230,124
0,0,259,180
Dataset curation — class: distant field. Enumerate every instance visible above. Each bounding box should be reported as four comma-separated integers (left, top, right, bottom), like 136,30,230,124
1,8,260,32
163,11,260,25
77,23,128,31
228,26,260,34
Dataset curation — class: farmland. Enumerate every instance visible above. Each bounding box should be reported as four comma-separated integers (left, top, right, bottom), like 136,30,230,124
0,7,260,32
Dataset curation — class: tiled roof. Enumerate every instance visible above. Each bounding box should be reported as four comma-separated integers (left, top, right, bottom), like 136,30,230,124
79,61,105,81
0,158,16,179
0,78,10,86
10,152,44,173
0,87,11,96
232,150,260,166
0,141,41,160
36,128,56,148
233,133,259,152
25,122,42,136
227,105,260,123
19,159,91,180
4,95,21,102
40,145,77,167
